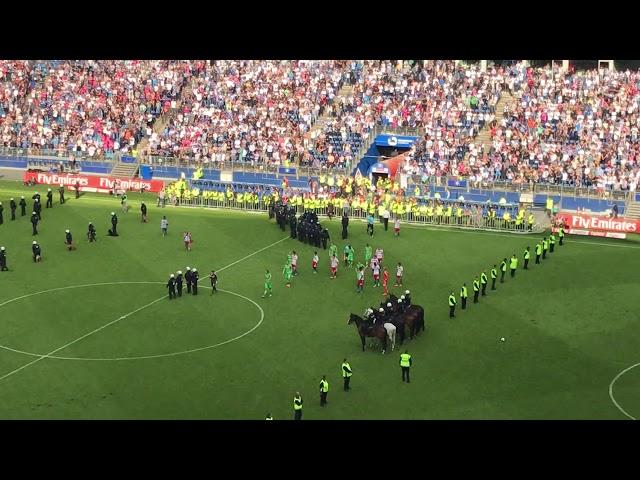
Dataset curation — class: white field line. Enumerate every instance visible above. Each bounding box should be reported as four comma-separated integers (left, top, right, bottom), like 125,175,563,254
609,362,640,420
0,236,288,380
0,286,264,361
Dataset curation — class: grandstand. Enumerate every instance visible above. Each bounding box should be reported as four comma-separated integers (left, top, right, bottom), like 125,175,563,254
1,60,639,221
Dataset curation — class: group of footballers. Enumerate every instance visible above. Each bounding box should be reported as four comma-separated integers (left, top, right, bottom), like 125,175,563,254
261,240,406,298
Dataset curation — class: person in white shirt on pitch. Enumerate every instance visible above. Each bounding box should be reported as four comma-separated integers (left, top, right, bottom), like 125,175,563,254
160,216,169,237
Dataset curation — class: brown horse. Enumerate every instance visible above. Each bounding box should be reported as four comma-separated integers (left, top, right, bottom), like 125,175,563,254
404,304,425,339
348,314,388,354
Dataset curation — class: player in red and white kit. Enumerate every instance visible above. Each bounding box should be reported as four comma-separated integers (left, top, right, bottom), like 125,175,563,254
375,247,384,266
356,266,365,293
291,251,299,276
312,252,319,273
372,261,380,287
394,262,404,287
382,267,390,296
330,254,339,279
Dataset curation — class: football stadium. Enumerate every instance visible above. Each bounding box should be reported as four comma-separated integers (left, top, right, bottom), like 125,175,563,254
0,60,639,420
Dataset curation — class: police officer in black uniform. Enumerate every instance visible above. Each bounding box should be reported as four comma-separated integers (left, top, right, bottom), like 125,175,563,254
176,270,184,297
9,198,16,221
34,198,42,220
321,227,330,250
30,211,39,235
87,222,97,242
0,246,8,271
64,229,74,251
185,267,193,294
191,268,199,295
32,240,42,262
140,202,148,223
341,212,349,239
19,196,26,216
59,184,65,204
167,274,176,299
46,188,53,208
289,213,297,239
108,212,118,236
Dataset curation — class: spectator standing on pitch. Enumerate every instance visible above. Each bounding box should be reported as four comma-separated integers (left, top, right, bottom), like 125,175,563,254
58,184,65,204
383,208,390,231
0,202,3,225
341,212,349,239
319,376,329,407
46,189,53,209
176,270,184,297
32,241,42,262
394,218,401,236
185,267,193,294
30,211,39,235
191,268,199,295
121,193,128,213
19,196,26,216
366,213,374,237
167,274,176,300
108,212,119,236
0,246,8,271
141,203,148,223
209,270,218,294
183,231,192,251
342,359,352,391
9,198,16,221
160,216,168,236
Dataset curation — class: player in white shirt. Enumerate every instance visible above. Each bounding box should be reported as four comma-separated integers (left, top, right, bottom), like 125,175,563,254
394,262,404,287
291,251,299,276
356,266,365,293
375,247,384,266
330,254,339,279
183,232,192,251
372,261,380,287
312,252,319,273
160,216,168,237
394,218,401,236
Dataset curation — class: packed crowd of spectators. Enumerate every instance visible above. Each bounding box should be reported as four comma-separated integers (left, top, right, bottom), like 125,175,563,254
404,62,640,192
0,60,193,157
2,60,640,191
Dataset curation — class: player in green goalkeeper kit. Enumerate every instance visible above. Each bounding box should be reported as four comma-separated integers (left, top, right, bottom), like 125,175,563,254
262,270,273,298
347,246,355,268
364,243,373,264
283,262,293,288
329,243,338,259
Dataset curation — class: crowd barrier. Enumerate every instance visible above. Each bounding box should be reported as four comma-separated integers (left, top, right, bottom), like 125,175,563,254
166,197,542,234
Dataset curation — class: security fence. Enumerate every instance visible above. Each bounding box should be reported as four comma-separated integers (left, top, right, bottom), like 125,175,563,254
167,196,542,234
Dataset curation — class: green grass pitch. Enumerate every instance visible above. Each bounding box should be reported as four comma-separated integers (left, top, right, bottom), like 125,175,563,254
0,178,639,419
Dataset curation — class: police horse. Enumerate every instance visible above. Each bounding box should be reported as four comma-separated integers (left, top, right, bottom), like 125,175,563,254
348,313,393,354
382,296,426,343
